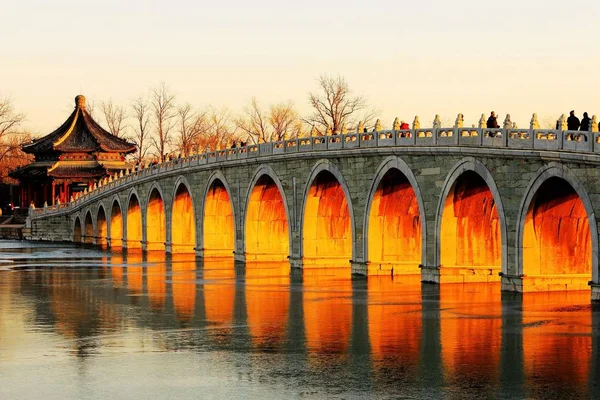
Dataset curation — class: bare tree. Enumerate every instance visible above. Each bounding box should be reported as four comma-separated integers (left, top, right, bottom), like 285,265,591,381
149,83,176,162
0,97,30,179
175,103,209,156
235,98,269,143
195,107,238,151
100,99,128,138
236,98,300,143
304,75,378,134
131,96,151,163
269,101,299,141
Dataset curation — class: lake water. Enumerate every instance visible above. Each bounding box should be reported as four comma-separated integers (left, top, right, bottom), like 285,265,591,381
0,240,598,399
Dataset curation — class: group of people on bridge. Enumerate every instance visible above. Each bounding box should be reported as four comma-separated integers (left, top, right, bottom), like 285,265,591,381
564,110,597,132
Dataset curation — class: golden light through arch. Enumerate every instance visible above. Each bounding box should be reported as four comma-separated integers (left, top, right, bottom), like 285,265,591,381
146,188,166,252
96,206,107,248
126,194,142,249
203,179,235,257
303,170,352,266
245,175,289,262
110,200,123,248
440,171,501,281
171,183,196,254
368,169,421,274
523,177,591,290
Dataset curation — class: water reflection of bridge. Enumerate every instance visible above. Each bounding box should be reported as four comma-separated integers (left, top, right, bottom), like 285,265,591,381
9,254,600,397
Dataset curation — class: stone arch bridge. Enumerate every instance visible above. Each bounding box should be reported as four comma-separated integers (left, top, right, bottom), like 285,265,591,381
26,125,600,299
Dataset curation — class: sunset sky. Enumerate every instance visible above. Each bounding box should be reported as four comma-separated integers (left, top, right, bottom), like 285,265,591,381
2,0,599,134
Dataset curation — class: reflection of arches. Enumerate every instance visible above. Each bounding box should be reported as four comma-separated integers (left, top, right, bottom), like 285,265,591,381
110,198,123,248
245,169,290,261
96,205,108,247
203,176,235,257
83,211,94,244
518,164,597,290
365,157,424,274
73,216,82,243
301,161,354,266
171,180,196,254
146,186,166,251
127,192,142,249
436,158,506,282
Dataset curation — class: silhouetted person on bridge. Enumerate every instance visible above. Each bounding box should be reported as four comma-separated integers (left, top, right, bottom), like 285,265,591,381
486,111,499,129
567,110,580,131
580,112,591,131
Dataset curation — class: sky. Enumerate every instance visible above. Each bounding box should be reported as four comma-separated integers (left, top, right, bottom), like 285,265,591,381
2,0,599,134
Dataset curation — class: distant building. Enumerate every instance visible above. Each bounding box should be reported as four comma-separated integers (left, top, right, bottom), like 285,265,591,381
9,95,136,208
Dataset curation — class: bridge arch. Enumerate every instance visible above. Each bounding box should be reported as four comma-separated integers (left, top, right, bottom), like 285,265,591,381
83,210,94,244
243,165,291,262
126,188,143,249
109,196,124,248
435,157,507,281
145,183,167,251
171,176,196,254
200,171,236,257
517,163,598,288
96,203,108,247
364,156,426,274
300,159,355,266
73,215,82,243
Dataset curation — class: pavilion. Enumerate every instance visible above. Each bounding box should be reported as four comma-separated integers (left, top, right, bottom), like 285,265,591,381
10,95,136,207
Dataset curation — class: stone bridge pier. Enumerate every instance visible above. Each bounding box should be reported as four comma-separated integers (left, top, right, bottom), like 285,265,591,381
26,124,600,300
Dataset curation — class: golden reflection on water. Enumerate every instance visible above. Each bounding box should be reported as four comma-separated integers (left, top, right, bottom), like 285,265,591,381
245,261,290,348
3,250,600,397
522,290,591,397
368,275,422,366
171,254,198,322
202,258,236,328
302,267,353,353
440,283,502,384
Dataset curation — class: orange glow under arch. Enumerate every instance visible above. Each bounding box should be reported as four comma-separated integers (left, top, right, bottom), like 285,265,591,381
303,171,352,266
440,171,501,281
96,207,108,248
172,184,196,254
203,180,235,257
246,175,289,261
523,178,591,288
146,189,166,251
83,212,94,244
110,201,123,249
368,169,421,274
127,195,142,249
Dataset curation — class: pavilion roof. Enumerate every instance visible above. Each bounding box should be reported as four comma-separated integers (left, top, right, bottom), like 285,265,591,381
47,160,107,179
23,95,136,155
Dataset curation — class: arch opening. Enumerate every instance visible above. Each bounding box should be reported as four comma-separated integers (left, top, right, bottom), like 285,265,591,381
96,207,108,248
203,180,235,257
368,169,421,274
523,177,591,291
246,175,289,261
172,184,196,254
440,171,501,282
147,188,166,251
83,212,94,244
127,194,142,249
303,170,352,266
73,217,82,243
110,201,123,249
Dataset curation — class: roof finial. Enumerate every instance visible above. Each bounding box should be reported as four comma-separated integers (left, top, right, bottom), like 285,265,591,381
75,95,86,109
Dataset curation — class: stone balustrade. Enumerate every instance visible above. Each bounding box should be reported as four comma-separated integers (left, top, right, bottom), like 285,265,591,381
30,114,600,218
